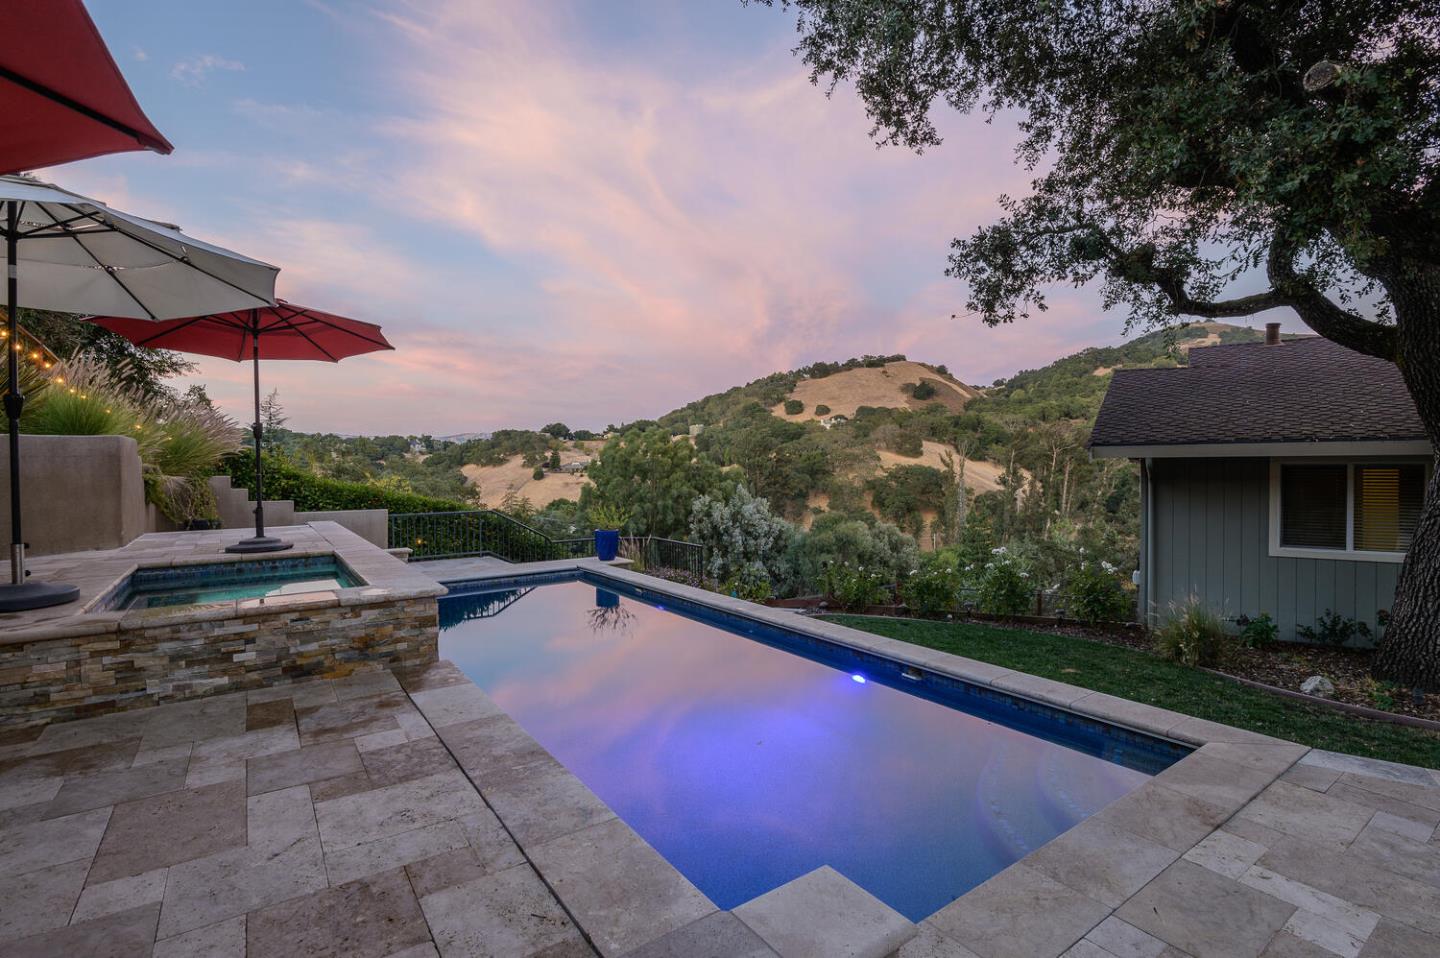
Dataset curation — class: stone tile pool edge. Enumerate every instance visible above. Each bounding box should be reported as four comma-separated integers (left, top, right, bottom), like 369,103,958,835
426,557,1318,958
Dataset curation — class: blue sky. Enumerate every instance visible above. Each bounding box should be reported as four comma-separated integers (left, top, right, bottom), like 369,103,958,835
57,1,1291,436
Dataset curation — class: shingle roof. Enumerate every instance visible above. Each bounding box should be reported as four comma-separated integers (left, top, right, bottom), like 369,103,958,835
1088,336,1427,448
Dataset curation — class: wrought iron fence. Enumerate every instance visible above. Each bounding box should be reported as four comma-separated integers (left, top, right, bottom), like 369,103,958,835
388,512,703,573
618,536,707,579
389,510,583,563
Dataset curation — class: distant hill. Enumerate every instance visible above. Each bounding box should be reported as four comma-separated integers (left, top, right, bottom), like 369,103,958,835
770,360,981,421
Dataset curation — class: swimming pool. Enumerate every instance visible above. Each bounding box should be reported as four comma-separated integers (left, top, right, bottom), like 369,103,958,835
102,555,362,611
438,572,1185,921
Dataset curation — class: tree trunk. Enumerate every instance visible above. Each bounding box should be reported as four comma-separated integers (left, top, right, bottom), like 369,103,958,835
1372,266,1440,691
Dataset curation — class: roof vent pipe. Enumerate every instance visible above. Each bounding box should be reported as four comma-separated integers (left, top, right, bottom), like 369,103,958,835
1265,322,1281,345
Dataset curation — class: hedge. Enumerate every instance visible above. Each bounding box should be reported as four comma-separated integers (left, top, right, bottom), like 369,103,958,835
220,454,469,514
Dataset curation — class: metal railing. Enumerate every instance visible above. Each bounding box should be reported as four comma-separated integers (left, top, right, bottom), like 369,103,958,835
389,510,588,563
618,536,707,579
388,511,704,574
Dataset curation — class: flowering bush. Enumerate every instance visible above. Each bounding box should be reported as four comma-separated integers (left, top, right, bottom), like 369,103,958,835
827,562,891,611
976,547,1031,616
1062,560,1131,623
1155,598,1230,667
902,553,965,615
724,562,774,603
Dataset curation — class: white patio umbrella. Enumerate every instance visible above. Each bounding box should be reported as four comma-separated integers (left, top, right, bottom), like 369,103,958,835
1,173,278,611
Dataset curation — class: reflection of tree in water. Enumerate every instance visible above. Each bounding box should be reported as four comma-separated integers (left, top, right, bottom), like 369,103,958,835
439,587,532,629
588,589,635,634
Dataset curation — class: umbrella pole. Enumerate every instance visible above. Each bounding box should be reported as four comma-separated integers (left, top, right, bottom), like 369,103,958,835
0,200,77,610
225,312,290,554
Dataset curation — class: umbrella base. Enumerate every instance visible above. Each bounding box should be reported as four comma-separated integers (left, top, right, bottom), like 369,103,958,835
225,536,294,555
0,580,81,612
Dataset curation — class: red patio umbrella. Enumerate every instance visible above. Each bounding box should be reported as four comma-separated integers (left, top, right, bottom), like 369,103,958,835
90,302,393,553
0,0,173,174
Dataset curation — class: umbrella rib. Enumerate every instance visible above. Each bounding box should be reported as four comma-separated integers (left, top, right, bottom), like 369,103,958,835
31,202,154,319
301,314,393,351
0,65,169,151
286,321,340,361
124,314,214,349
68,207,273,308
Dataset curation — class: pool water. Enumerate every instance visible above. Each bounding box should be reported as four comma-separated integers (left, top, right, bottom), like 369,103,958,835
113,556,361,610
439,574,1183,921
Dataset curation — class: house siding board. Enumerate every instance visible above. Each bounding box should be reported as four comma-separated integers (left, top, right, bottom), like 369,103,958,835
1144,456,1397,644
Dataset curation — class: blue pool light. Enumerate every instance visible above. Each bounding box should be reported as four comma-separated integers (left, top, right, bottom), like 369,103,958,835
851,673,867,684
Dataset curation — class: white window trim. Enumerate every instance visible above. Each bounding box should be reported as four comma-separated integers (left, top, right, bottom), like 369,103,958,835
1268,458,1430,564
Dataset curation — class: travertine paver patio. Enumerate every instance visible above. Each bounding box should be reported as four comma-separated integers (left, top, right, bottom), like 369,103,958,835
2,562,1439,956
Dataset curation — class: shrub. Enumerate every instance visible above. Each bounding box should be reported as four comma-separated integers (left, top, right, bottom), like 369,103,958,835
589,502,633,531
222,453,468,513
975,548,1031,616
783,399,805,415
1062,561,1130,623
724,562,774,602
1154,599,1230,667
1236,613,1278,648
689,485,793,584
827,562,890,611
911,381,936,400
532,465,545,480
814,404,831,416
788,512,918,595
1297,610,1373,648
902,552,964,615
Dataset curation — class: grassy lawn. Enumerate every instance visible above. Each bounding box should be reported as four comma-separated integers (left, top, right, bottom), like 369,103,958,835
823,615,1440,770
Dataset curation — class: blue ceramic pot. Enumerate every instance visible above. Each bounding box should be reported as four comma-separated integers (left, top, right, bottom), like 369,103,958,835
595,529,620,561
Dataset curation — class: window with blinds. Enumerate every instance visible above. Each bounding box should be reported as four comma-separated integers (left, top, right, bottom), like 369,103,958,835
1354,464,1425,552
1279,464,1348,549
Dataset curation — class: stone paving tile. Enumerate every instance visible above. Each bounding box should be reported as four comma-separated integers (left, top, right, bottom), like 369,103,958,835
247,680,338,710
151,915,245,958
1238,865,1379,949
184,724,301,788
324,818,471,886
0,738,140,781
1237,781,1376,845
330,669,404,703
1116,860,1296,958
1279,764,1343,793
1345,822,1440,887
70,867,169,925
405,837,527,898
1195,742,1308,775
531,817,715,957
419,862,585,957
481,757,616,847
88,779,245,883
1357,917,1440,956
0,806,110,877
130,742,192,769
438,713,552,784
409,681,504,728
42,755,188,818
157,789,328,938
309,769,375,802
0,902,160,958
894,923,983,958
396,660,472,694
1367,810,1437,844
0,859,88,945
360,735,456,788
1092,783,1231,853
26,710,149,754
246,740,362,795
1324,781,1440,829
1300,751,1438,788
296,692,420,745
1259,931,1334,957
1182,830,1268,880
0,799,50,831
1024,819,1181,908
245,697,294,731
1153,748,1279,813
1334,772,1440,813
1080,916,1169,958
246,866,432,957
620,910,778,958
0,774,62,813
138,696,247,750
928,864,1111,958
734,865,913,958
314,769,487,852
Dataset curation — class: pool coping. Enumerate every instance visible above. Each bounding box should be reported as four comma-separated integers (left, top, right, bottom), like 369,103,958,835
0,522,446,645
422,558,1321,956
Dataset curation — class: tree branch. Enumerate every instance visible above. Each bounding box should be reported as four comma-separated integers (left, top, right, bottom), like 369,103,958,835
1265,233,1399,360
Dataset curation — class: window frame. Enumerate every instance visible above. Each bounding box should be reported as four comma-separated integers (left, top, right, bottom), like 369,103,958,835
1268,458,1431,564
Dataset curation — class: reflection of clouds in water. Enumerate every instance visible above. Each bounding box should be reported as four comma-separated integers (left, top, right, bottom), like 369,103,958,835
442,579,1158,919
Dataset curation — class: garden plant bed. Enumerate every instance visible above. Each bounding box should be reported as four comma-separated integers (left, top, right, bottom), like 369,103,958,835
822,613,1440,769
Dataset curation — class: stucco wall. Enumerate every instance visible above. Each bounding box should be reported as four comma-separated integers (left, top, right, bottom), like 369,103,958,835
1146,457,1405,644
295,509,388,548
0,435,149,556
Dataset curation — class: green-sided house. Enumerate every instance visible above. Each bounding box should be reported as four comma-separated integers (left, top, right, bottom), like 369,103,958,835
1089,324,1433,643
